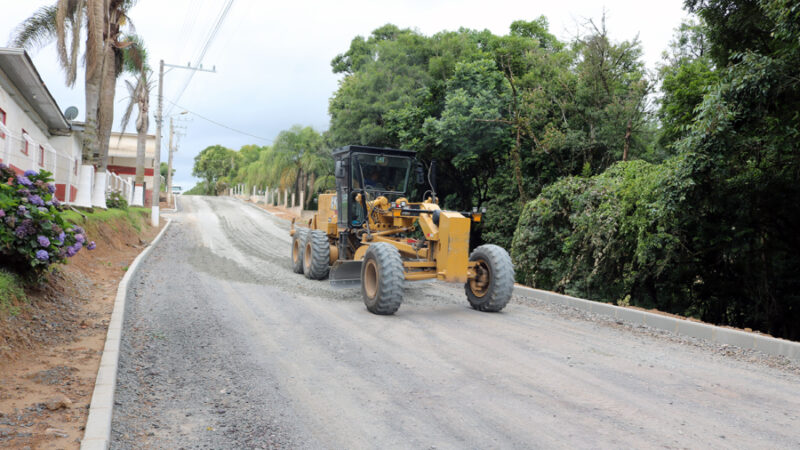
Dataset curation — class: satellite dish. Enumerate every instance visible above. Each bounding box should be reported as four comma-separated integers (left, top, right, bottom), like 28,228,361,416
64,106,79,121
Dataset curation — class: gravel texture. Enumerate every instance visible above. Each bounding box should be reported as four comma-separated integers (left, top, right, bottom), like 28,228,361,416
111,196,800,449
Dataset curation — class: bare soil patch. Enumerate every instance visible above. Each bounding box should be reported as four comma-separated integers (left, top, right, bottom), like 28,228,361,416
0,213,162,449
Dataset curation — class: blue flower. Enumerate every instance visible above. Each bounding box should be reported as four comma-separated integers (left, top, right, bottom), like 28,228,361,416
66,246,77,257
38,235,50,247
35,250,49,261
24,170,38,177
16,176,33,186
47,184,56,193
75,233,85,244
29,195,44,206
87,241,96,251
55,231,66,245
38,207,48,213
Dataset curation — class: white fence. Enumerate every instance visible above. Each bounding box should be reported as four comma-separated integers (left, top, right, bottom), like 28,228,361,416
0,122,131,205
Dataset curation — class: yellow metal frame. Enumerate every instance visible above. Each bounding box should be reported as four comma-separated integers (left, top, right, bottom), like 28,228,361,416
308,192,483,283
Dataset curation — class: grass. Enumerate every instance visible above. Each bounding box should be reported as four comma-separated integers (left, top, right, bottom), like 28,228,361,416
0,269,27,317
62,206,150,234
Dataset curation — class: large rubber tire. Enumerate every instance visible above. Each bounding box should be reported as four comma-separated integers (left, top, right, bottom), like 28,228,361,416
291,228,308,274
303,229,330,280
361,243,404,315
465,244,514,312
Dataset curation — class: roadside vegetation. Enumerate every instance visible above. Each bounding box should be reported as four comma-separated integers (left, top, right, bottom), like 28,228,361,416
188,1,798,340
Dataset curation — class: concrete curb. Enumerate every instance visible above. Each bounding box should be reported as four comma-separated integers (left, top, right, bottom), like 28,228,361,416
80,218,173,450
514,286,800,362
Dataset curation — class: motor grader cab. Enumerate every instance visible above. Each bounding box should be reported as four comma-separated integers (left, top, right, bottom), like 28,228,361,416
290,145,514,315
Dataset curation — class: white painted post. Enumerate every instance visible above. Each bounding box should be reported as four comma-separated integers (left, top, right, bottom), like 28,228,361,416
283,189,288,207
291,192,295,208
300,191,305,211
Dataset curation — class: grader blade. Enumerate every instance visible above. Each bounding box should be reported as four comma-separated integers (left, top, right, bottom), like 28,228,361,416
329,260,363,288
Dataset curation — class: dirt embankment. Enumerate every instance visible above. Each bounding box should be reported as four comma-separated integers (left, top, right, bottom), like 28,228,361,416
0,208,162,449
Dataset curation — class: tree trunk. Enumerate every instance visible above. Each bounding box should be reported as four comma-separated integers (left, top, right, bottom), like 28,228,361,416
622,119,632,161
306,172,316,209
96,38,117,173
81,0,105,164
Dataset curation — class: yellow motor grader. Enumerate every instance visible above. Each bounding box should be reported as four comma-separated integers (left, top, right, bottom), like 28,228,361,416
290,145,514,315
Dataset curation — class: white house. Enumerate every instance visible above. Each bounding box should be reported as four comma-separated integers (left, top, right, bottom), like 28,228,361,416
0,48,82,203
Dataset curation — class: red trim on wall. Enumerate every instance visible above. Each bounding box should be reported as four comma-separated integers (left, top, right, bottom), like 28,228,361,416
107,165,154,176
69,185,77,203
55,183,67,202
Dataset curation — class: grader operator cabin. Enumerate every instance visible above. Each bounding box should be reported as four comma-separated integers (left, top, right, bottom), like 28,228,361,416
290,145,514,315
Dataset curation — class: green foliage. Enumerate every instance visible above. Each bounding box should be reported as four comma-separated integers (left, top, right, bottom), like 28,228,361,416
0,268,27,317
0,166,93,278
191,145,239,195
515,0,800,339
106,191,128,210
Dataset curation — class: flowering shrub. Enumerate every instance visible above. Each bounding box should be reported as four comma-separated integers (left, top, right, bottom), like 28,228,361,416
106,190,128,209
0,164,95,276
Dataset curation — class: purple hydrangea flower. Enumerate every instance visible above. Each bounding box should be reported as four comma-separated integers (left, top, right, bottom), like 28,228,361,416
47,184,56,193
37,235,50,247
58,231,66,242
66,246,77,257
75,233,85,244
15,227,27,238
18,205,27,213
53,198,61,207
0,163,7,170
18,188,30,197
73,241,83,250
29,195,44,206
16,176,32,186
24,169,38,177
74,226,85,235
87,241,96,250
45,201,53,206
38,207,48,213
35,250,49,261
0,209,4,218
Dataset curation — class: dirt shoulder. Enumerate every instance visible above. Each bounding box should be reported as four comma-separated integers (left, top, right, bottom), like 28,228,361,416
0,208,163,449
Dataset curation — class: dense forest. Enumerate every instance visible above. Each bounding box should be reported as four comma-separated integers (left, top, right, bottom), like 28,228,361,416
190,0,800,340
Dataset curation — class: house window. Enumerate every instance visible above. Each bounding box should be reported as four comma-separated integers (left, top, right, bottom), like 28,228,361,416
0,108,6,139
21,129,28,155
39,145,45,166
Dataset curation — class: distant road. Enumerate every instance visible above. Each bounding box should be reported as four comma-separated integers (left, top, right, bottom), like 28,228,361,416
111,196,800,449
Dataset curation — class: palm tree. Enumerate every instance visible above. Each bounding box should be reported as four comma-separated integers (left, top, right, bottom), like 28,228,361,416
118,34,149,206
12,0,138,209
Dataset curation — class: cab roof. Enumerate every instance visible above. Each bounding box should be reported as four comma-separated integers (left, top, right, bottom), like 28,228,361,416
332,145,416,159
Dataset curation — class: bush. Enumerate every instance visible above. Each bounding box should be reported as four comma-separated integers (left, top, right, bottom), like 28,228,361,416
511,158,694,311
0,165,95,277
106,190,128,209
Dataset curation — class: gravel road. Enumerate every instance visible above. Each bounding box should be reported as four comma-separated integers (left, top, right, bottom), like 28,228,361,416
110,196,800,449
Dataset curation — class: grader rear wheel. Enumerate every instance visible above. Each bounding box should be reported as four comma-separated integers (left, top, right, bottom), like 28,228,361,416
465,244,514,312
361,243,404,315
291,228,308,274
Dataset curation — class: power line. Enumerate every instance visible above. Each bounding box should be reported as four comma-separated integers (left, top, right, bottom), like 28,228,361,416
167,0,234,116
164,97,273,143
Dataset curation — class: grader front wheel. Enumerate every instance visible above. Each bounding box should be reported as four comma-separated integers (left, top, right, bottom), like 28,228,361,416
304,230,331,280
362,243,404,315
465,244,514,312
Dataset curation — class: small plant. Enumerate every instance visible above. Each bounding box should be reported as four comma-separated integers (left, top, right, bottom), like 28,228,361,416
106,190,129,209
0,165,95,278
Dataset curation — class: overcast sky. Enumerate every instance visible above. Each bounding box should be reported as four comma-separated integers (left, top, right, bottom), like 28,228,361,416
2,0,689,190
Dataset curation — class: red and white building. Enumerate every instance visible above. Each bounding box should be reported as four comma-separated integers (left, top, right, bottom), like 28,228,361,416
0,48,82,203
